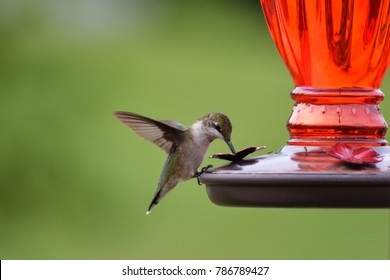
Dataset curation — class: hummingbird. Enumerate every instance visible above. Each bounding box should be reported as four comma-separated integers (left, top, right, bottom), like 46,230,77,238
113,111,236,214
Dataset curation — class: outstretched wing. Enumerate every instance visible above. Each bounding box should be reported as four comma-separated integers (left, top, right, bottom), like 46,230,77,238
113,111,186,153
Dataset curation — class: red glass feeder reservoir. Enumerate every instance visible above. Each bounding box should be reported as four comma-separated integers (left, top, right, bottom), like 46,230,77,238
201,0,390,208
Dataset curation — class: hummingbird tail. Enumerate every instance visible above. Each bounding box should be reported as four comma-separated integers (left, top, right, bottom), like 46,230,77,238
146,189,162,215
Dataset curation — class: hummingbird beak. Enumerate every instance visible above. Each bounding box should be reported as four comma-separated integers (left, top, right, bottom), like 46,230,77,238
226,140,236,154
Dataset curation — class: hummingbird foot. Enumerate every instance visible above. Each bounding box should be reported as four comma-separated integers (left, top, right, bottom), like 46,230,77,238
193,165,213,185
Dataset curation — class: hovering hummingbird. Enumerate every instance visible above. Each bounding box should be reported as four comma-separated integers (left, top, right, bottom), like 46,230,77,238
113,111,236,214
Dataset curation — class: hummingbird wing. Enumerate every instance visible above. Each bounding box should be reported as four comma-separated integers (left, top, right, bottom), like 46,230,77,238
113,111,186,153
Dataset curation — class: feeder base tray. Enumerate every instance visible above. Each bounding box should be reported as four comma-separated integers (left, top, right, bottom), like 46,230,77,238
201,146,390,208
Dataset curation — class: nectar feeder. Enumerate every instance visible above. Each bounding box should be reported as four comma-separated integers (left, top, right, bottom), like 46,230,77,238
201,0,390,208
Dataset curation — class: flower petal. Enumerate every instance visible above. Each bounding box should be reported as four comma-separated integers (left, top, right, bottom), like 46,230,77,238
325,143,353,160
353,148,383,163
324,143,383,164
210,146,265,161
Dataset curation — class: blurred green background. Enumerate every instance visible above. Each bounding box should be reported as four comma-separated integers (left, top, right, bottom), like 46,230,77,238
1,0,389,259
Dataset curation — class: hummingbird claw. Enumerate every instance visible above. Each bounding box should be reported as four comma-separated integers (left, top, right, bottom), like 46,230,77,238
194,165,213,185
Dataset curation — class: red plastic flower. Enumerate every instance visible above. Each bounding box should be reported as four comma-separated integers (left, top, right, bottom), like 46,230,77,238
324,143,383,164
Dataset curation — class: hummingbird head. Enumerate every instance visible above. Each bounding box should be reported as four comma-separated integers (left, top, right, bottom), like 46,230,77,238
203,112,236,154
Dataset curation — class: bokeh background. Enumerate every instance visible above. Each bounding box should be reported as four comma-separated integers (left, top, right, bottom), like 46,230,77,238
1,0,389,259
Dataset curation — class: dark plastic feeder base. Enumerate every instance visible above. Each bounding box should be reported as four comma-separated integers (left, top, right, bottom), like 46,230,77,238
200,146,390,208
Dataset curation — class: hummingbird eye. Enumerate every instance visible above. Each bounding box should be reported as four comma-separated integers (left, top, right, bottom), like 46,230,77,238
213,122,221,132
